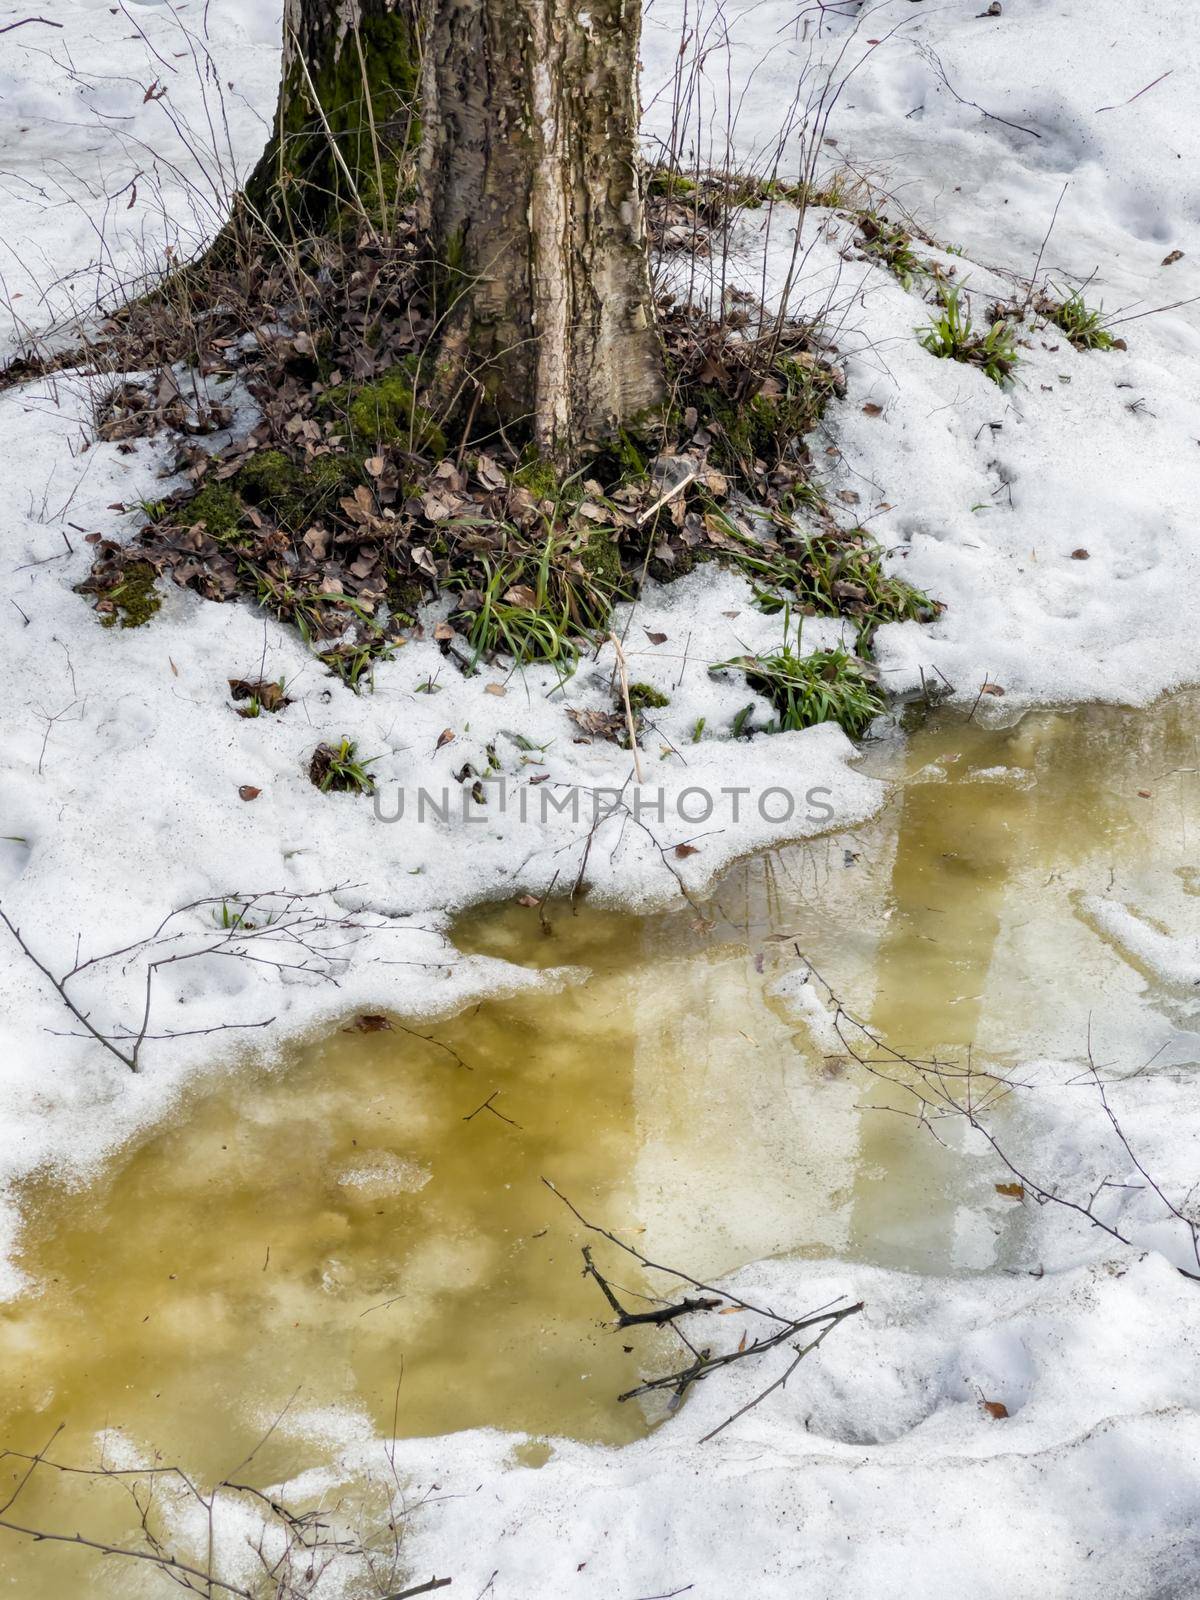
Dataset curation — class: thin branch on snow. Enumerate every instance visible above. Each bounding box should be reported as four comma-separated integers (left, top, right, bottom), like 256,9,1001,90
0,887,441,1074
793,952,1200,1282
545,1181,863,1436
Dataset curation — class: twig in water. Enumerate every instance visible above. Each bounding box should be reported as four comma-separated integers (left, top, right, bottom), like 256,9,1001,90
463,1090,523,1129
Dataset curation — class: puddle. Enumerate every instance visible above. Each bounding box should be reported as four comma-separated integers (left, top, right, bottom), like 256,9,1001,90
3,692,1200,1591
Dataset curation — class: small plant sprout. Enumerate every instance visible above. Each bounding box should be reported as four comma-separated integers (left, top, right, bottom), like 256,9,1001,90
1047,287,1117,351
210,901,280,931
859,213,927,291
228,677,290,718
918,284,1019,386
308,738,379,795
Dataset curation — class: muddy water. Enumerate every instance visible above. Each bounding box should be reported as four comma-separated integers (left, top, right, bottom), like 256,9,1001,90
3,693,1200,1592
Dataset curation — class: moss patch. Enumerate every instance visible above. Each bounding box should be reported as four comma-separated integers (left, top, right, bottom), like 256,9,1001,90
320,369,446,455
628,682,669,711
186,482,245,542
578,528,624,589
512,457,560,502
95,561,161,628
244,9,422,234
235,449,360,530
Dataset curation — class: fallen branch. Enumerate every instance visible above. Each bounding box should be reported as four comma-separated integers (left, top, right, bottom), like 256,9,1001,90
546,1181,863,1436
0,16,63,32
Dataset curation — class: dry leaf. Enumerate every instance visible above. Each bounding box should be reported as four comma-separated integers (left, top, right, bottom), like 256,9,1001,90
861,402,884,417
1138,789,1152,798
981,1399,1009,1420
484,682,507,697
644,629,668,646
1162,249,1184,266
238,785,261,801
516,894,540,908
433,620,455,641
350,1014,392,1032
475,453,506,490
995,1182,1024,1200
567,707,625,740
435,728,455,752
1070,548,1090,560
364,455,385,476
674,842,700,859
980,682,1005,696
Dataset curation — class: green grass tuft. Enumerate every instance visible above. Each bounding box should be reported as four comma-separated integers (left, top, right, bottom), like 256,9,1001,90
714,615,884,738
1047,288,1116,351
918,284,1019,386
308,737,378,795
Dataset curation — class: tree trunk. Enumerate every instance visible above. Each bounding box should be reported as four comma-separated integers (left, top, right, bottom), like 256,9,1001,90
420,0,663,456
252,0,663,461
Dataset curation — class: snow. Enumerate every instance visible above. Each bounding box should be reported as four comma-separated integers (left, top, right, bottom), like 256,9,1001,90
2,0,1200,1595
238,1252,1200,1600
1081,896,1200,994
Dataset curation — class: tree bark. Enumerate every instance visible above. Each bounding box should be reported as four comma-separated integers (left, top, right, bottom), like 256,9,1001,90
420,0,663,456
252,0,663,460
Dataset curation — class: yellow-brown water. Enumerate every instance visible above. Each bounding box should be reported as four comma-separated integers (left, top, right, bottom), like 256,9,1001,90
4,693,1200,1594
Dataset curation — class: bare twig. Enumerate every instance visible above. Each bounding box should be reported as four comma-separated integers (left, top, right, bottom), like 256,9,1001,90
546,1183,863,1433
608,631,644,784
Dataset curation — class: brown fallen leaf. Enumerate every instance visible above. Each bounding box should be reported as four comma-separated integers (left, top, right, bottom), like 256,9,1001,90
1162,249,1184,266
644,629,668,646
484,682,507,697
516,893,540,907
981,1399,1009,1420
674,842,700,859
433,620,455,641
980,682,1006,696
349,1014,392,1032
995,1182,1025,1200
475,453,506,490
238,785,261,801
1070,548,1090,560
1138,789,1152,798
435,728,455,752
567,707,625,741
364,455,385,476
861,402,884,417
